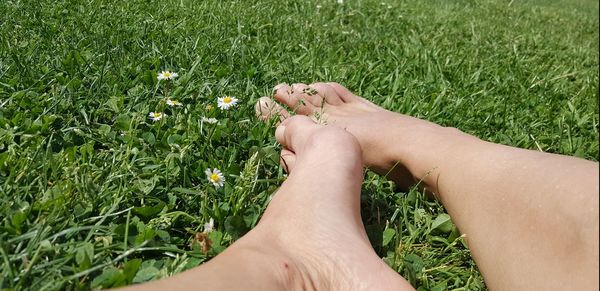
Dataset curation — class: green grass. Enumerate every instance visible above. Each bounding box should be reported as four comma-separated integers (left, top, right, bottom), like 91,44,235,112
0,0,597,289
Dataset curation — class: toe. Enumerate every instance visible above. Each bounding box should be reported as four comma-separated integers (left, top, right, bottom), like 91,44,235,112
326,82,358,103
293,83,328,107
273,83,297,108
291,83,309,92
273,83,316,115
279,149,296,173
275,115,319,154
308,82,344,106
255,97,290,122
275,115,361,162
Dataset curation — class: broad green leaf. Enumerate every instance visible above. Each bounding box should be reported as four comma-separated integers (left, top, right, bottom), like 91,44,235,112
132,266,159,283
91,267,125,288
75,242,94,270
142,132,156,145
11,211,26,233
133,201,166,219
431,213,454,234
224,215,248,239
432,281,447,291
123,259,142,283
382,228,396,247
115,114,131,131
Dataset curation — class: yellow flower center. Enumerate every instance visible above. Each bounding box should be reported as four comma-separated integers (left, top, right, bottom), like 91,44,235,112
210,173,220,182
153,113,161,118
223,97,232,104
163,72,171,78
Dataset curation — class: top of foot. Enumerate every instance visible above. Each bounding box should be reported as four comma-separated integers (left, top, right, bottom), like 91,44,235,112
256,82,442,188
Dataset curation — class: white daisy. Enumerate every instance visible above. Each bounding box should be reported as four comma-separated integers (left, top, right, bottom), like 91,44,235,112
201,117,219,124
149,112,165,121
337,0,343,4
203,218,214,233
157,70,178,81
217,96,239,110
166,99,183,107
205,168,225,187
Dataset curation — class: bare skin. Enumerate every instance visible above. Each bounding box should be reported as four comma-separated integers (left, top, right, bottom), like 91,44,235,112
126,82,598,291
125,117,414,290
256,82,599,290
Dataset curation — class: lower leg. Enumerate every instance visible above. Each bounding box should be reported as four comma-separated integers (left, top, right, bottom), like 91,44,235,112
259,82,599,290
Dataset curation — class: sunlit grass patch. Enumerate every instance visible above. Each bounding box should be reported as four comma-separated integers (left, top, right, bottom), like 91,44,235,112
0,0,597,289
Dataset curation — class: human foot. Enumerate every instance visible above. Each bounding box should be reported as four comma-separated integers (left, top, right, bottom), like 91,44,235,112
256,82,450,189
130,116,412,290
153,116,413,290
247,115,413,290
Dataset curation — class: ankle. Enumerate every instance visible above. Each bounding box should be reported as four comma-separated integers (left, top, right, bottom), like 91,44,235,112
394,124,482,192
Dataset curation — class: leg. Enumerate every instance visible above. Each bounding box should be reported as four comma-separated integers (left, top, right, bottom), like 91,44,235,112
258,82,599,290
124,116,413,290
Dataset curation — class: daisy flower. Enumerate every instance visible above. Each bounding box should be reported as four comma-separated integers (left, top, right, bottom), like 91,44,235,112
217,96,239,110
203,218,214,233
205,168,225,187
166,99,183,107
149,112,165,121
201,117,218,124
157,70,178,81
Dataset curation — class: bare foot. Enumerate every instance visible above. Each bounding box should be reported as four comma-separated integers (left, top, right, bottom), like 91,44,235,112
255,82,453,189
132,116,413,290
251,116,413,290
254,83,600,291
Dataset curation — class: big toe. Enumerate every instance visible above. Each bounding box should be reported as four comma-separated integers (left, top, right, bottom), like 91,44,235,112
274,115,320,154
275,116,363,167
326,82,358,103
308,82,344,106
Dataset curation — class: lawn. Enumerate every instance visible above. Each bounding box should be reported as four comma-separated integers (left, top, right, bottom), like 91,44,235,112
0,0,598,289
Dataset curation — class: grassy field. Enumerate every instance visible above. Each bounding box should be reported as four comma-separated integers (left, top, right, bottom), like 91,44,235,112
0,0,597,289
